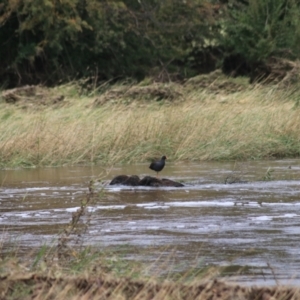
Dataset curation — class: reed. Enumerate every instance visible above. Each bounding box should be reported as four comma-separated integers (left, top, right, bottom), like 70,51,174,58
0,81,300,168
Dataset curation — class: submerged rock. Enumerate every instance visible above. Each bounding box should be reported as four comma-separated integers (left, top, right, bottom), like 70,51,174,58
109,175,140,186
109,175,184,187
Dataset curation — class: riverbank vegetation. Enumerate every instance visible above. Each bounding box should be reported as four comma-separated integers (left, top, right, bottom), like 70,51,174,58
3,245,300,300
0,74,300,168
2,269,300,299
1,0,300,167
1,0,300,87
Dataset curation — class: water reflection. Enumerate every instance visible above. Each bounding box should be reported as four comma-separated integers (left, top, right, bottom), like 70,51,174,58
1,159,300,285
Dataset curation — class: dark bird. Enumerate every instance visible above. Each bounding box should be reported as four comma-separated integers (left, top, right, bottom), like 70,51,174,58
149,156,167,177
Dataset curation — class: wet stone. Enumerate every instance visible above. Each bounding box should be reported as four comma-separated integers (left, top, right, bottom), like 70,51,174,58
109,175,140,186
109,175,184,187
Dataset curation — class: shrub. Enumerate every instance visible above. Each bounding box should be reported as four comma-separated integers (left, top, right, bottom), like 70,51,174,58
222,0,300,63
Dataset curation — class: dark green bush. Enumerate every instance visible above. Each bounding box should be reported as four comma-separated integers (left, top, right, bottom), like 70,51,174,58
1,0,300,87
223,0,300,63
0,0,220,87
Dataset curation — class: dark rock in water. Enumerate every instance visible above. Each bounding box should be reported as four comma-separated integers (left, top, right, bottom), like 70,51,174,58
139,176,161,187
161,178,184,187
109,175,140,186
109,175,184,187
109,175,129,185
125,175,140,186
139,176,184,187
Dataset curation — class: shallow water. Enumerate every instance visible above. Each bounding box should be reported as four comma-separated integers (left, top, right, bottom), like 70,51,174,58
1,160,300,286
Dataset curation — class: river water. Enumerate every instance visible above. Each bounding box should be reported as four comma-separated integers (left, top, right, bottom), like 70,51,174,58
1,160,300,286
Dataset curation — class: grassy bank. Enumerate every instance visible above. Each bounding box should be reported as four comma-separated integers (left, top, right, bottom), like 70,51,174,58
2,271,300,299
1,76,300,168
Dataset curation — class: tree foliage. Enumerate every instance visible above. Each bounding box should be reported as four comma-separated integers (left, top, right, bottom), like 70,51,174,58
223,0,300,63
0,0,221,86
1,0,300,87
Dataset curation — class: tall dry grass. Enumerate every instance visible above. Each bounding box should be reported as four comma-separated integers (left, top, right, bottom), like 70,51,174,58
2,272,300,300
0,82,300,167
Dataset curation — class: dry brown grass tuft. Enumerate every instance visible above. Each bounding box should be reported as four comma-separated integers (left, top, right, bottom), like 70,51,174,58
1,272,300,300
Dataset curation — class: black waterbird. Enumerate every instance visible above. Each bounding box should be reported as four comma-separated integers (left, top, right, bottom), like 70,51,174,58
149,156,167,177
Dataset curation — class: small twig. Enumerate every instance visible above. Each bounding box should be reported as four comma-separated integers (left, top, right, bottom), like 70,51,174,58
267,262,279,286
57,180,95,260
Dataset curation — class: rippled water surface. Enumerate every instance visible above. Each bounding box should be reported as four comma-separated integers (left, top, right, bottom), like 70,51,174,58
1,160,300,285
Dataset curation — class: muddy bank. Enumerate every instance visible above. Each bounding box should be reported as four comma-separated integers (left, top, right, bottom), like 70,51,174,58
1,85,66,109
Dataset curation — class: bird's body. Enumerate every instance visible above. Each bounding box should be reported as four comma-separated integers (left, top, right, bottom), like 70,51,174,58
149,156,167,177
